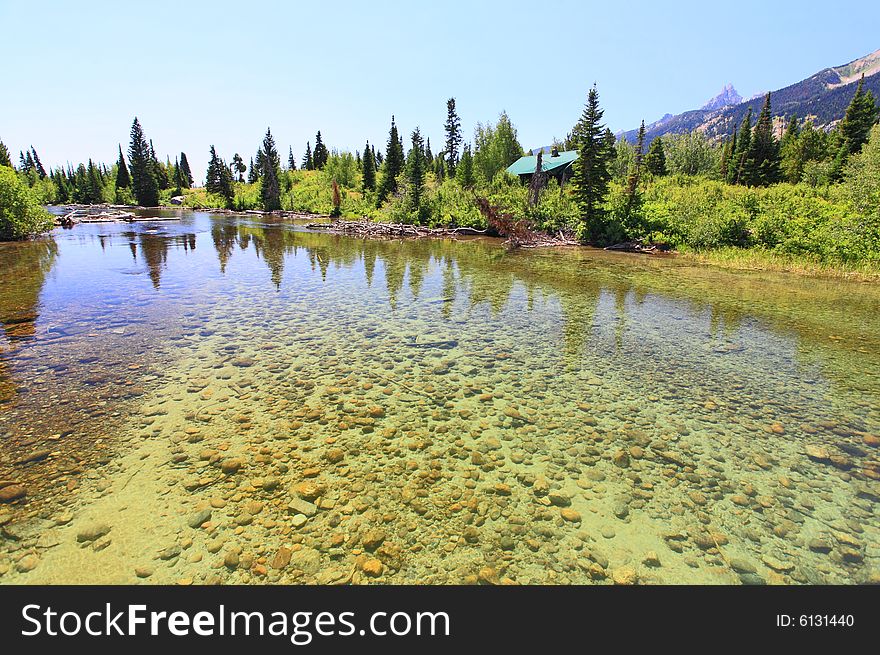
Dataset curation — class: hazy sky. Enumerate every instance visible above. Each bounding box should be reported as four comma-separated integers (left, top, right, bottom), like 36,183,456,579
3,0,878,179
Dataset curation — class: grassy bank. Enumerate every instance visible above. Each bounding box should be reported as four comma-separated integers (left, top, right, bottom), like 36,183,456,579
678,247,880,281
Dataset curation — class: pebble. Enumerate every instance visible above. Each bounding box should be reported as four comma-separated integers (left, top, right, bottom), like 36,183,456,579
220,458,243,475
291,514,308,528
362,529,386,551
362,559,384,577
612,566,638,585
0,485,27,503
187,509,212,529
15,555,39,573
76,522,111,543
560,508,581,523
288,498,317,517
135,566,154,578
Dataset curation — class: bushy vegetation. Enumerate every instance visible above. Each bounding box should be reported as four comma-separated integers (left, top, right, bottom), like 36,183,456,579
3,80,878,270
0,166,54,240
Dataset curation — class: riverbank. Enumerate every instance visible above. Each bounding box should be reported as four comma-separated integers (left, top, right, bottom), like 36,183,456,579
681,247,880,281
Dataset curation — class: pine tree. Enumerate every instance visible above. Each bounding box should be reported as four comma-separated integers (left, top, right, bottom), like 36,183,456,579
623,121,646,224
377,116,405,205
30,147,47,179
115,144,131,188
247,157,258,184
128,117,160,206
571,85,614,243
206,145,235,208
456,143,474,187
84,160,104,204
148,139,169,189
302,142,314,170
840,75,879,155
732,108,752,184
406,127,427,222
288,147,297,171
742,93,781,186
232,153,246,182
374,146,381,165
780,116,802,183
645,136,667,176
179,152,193,188
0,139,10,167
173,157,183,195
259,128,282,211
444,98,462,176
313,131,329,170
362,139,376,191
425,138,433,166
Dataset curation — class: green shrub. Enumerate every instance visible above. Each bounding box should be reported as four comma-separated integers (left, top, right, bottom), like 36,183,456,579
0,166,54,240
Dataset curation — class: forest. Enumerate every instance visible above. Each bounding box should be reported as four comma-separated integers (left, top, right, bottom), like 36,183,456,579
1,79,878,272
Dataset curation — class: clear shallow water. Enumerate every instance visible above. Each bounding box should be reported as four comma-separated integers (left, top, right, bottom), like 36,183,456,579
0,210,878,584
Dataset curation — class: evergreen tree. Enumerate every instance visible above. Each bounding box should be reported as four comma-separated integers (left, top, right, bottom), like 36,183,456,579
840,74,879,155
148,139,169,189
377,116,405,205
780,116,802,183
128,117,160,206
444,98,462,176
288,147,297,171
571,85,613,243
425,138,433,166
179,152,193,188
206,145,235,207
362,139,376,191
742,93,781,186
645,136,667,177
0,139,10,168
374,146,381,165
302,142,314,170
259,128,282,211
84,160,104,204
115,144,131,188
313,131,329,170
456,143,474,187
30,147,47,179
232,153,246,182
732,108,752,184
173,157,183,195
623,121,646,225
406,127,427,222
247,157,258,184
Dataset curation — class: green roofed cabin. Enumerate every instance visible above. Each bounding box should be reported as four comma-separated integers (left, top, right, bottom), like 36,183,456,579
506,147,578,184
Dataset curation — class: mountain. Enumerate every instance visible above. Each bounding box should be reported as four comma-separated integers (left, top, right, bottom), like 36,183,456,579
701,83,742,111
620,48,880,144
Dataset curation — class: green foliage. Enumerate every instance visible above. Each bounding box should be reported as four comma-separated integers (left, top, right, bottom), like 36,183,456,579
361,140,376,192
206,145,235,208
0,166,54,240
742,93,781,186
645,137,667,176
472,111,523,184
323,150,359,188
128,117,160,206
843,124,880,228
377,116,405,205
444,98,462,176
571,85,614,242
115,145,130,189
258,128,282,211
0,140,11,168
664,131,719,177
840,75,880,156
313,131,329,170
455,143,474,188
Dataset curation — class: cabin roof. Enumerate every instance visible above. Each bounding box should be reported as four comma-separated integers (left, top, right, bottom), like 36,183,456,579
506,150,578,176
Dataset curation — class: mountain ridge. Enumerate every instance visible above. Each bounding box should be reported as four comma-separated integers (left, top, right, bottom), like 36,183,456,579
619,47,880,144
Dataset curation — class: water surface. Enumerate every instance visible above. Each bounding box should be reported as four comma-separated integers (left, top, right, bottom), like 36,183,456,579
0,210,878,584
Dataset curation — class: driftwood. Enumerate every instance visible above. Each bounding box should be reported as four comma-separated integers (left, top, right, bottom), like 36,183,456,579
57,208,136,226
604,241,662,253
305,220,488,239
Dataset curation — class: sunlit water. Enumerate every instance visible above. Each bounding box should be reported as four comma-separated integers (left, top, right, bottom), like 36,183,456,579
0,209,878,584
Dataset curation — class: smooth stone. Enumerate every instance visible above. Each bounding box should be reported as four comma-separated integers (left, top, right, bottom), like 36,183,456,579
187,509,212,529
287,497,317,517
0,485,27,503
76,522,111,543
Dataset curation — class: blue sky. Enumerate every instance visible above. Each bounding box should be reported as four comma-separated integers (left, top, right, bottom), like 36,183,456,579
2,0,879,179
